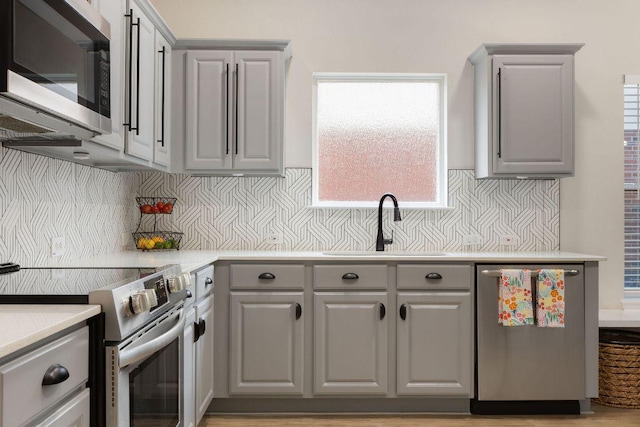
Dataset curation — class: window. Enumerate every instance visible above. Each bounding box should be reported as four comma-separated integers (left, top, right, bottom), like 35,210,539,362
624,76,640,291
312,74,447,208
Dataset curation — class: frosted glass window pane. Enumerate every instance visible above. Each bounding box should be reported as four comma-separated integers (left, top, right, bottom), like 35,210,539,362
316,79,442,205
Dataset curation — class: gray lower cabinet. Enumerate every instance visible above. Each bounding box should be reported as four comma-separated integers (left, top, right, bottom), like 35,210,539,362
229,292,304,395
396,292,472,396
182,306,197,427
195,295,215,423
313,292,388,395
0,326,90,427
34,388,91,427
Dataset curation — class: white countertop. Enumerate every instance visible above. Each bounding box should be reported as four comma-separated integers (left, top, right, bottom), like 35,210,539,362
0,251,606,358
0,305,101,360
45,250,606,273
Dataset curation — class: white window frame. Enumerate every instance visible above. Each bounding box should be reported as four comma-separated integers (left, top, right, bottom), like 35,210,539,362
311,73,448,209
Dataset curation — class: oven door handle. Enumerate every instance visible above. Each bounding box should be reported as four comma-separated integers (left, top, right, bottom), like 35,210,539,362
119,310,185,369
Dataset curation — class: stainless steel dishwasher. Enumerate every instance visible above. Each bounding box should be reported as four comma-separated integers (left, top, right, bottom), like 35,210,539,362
474,264,585,413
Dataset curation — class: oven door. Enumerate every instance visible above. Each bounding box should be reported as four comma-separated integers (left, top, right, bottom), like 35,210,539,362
107,306,185,427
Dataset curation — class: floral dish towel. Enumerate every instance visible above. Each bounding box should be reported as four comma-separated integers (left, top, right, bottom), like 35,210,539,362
498,269,534,326
536,269,565,328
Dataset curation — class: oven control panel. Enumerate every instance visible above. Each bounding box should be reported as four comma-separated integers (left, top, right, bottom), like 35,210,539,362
89,264,186,341
145,276,168,312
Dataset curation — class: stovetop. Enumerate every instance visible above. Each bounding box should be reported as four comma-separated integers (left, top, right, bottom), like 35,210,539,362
0,265,159,303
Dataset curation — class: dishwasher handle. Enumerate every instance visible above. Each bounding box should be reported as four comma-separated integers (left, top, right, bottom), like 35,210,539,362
480,269,580,277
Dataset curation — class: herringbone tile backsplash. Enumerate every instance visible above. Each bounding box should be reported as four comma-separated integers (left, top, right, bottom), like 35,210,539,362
138,169,559,252
0,145,559,266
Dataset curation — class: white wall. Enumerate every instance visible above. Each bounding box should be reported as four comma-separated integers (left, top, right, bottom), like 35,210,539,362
150,0,637,308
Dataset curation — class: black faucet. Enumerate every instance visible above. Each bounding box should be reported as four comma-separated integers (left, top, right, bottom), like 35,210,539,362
376,193,402,251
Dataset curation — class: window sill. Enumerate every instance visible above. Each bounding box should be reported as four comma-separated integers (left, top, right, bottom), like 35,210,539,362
599,308,640,328
307,204,455,211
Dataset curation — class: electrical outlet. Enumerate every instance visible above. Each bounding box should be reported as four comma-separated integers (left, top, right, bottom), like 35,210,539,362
51,236,66,257
499,235,518,246
266,233,283,245
51,269,66,280
462,234,483,245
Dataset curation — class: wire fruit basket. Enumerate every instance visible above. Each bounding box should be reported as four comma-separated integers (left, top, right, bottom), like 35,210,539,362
133,196,183,251
133,231,183,251
136,197,176,214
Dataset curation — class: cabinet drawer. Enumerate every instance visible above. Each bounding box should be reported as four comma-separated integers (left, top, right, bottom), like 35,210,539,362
230,264,305,289
314,265,388,289
196,264,214,299
0,327,89,427
397,264,472,290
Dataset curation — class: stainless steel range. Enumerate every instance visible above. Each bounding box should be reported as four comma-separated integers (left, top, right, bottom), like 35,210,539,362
89,265,191,427
0,263,191,427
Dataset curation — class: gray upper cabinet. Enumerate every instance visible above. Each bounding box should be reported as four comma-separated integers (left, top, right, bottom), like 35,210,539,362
468,44,583,178
84,0,174,172
153,30,172,167
176,41,290,176
125,0,156,162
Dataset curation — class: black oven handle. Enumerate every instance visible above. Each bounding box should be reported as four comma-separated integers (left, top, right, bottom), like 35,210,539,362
118,309,185,369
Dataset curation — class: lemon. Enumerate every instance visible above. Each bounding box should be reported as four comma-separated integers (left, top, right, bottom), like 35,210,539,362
144,239,156,250
137,238,147,249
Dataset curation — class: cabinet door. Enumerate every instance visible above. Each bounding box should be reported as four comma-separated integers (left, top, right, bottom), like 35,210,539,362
314,292,388,395
396,292,472,396
91,0,125,151
233,50,284,172
34,388,90,427
195,295,214,424
492,54,574,175
229,292,304,395
182,307,197,427
154,30,171,166
125,1,155,160
185,51,233,170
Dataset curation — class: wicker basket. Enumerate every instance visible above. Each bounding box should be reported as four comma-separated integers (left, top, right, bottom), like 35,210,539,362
593,329,640,408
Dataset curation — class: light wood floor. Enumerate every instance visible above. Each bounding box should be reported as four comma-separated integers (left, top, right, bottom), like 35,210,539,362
200,404,640,426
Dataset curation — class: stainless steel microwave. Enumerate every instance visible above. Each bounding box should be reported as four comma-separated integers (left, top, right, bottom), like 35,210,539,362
0,0,111,142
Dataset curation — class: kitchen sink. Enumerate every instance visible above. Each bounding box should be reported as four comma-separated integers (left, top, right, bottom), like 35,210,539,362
322,251,447,257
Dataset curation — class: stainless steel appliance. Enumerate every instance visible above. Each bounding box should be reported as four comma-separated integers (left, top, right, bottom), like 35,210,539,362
0,0,111,144
89,265,191,427
0,264,191,427
474,264,585,414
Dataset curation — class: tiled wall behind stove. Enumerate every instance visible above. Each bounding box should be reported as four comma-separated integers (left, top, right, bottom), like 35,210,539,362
0,147,138,265
137,168,560,252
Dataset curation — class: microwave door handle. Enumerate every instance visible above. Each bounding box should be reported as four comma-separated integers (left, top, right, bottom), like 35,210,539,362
118,309,185,369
